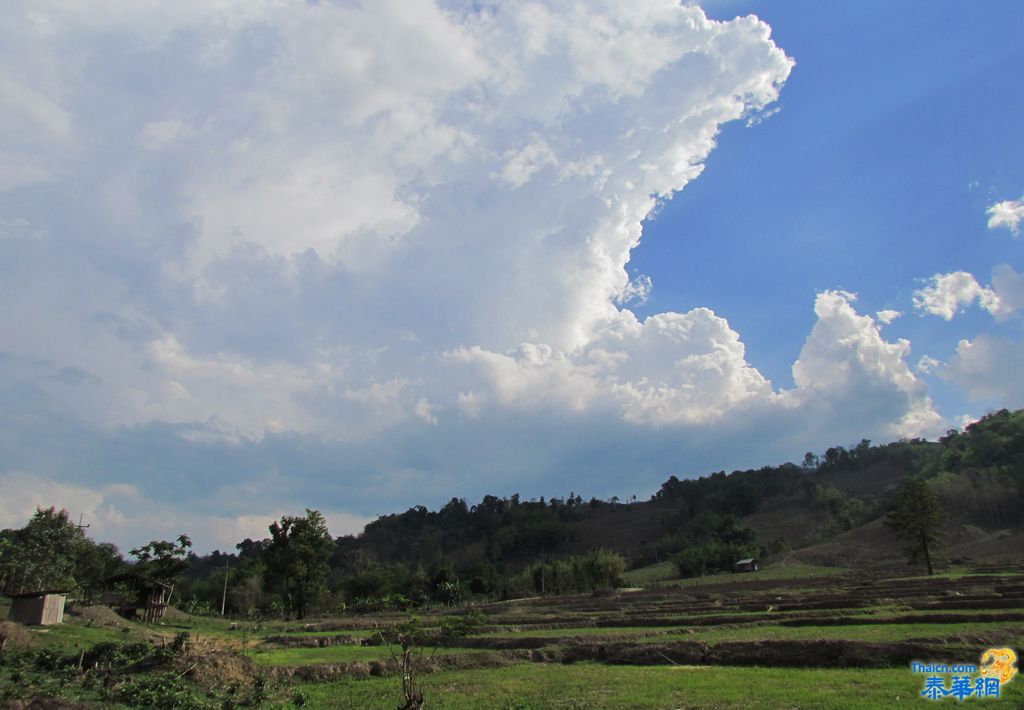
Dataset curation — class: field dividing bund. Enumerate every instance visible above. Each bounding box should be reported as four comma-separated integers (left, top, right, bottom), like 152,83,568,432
3,567,1022,708
232,568,1024,707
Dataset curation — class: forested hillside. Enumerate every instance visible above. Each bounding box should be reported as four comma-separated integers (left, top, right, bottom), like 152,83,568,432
3,409,1022,618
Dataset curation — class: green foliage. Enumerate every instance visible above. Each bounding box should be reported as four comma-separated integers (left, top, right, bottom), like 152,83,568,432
130,535,193,585
0,507,125,597
937,408,1024,475
813,485,878,534
97,406,1024,621
171,632,191,653
508,549,626,596
104,671,210,709
342,564,392,601
654,465,811,514
263,509,333,619
885,477,947,575
925,409,1024,525
354,493,580,571
83,640,152,669
0,507,80,594
0,638,198,707
671,542,757,578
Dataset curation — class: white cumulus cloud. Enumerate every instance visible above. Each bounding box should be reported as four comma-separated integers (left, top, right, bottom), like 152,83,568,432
875,309,902,324
913,271,1001,320
914,267,1023,321
786,291,940,438
987,196,1024,235
0,1,952,551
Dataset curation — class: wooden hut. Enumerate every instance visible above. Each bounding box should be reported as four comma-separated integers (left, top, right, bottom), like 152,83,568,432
734,558,760,573
9,591,67,625
102,573,172,623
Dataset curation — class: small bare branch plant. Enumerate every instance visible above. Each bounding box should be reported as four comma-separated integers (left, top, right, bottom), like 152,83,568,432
375,610,483,709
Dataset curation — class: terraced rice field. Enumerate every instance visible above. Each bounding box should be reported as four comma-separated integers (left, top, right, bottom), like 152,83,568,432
235,565,1024,707
6,566,1020,707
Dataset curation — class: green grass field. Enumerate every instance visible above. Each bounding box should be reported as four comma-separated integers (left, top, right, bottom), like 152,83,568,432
3,562,1022,708
289,662,1024,709
247,644,483,666
24,619,143,649
622,561,678,586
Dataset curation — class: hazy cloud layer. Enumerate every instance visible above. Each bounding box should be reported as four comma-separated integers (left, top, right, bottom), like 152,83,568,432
944,335,1024,407
914,194,1024,412
0,1,956,550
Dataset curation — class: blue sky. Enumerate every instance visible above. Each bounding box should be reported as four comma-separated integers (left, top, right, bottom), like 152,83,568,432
1,1,1021,552
635,0,1024,413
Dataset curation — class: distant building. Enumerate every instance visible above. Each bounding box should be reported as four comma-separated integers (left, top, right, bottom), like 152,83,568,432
734,558,760,573
9,591,67,625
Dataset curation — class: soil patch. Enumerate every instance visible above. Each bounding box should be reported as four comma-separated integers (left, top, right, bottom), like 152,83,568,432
159,606,191,622
183,649,259,691
262,634,365,648
562,640,708,666
65,605,127,628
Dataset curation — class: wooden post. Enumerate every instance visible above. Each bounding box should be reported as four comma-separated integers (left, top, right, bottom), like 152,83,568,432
220,558,230,616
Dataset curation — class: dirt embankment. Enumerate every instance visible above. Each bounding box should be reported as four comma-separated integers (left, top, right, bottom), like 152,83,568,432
262,634,367,648
559,639,984,668
65,604,128,628
779,611,1024,627
184,649,260,691
266,650,521,684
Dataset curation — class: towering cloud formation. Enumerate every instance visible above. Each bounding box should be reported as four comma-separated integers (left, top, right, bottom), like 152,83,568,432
0,1,943,549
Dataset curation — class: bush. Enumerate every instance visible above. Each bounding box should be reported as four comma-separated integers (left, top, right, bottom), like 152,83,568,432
104,671,209,709
83,640,151,669
524,549,626,595
671,542,757,578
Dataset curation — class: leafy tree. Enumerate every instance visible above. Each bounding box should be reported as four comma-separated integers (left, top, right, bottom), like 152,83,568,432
342,563,391,603
263,509,333,619
0,507,81,594
0,508,126,598
885,477,947,575
130,535,192,584
74,541,127,599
